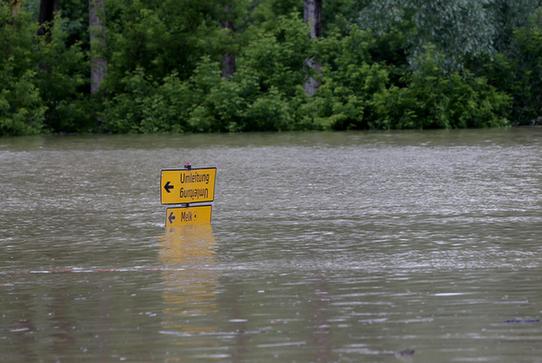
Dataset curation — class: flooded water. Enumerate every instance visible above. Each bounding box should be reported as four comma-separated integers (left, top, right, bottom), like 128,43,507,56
0,129,541,362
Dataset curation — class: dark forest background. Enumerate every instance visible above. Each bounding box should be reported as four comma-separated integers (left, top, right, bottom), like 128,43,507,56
2,0,542,135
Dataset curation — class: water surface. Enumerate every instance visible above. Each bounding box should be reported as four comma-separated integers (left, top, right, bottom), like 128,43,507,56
1,129,541,362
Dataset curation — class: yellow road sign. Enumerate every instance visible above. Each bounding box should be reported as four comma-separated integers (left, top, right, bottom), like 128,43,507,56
160,167,217,205
166,205,213,227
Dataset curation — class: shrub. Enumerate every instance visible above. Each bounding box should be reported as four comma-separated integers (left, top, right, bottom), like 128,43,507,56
370,46,511,129
35,14,89,133
0,5,46,136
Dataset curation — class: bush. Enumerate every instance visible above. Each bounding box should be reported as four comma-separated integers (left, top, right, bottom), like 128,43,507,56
0,5,46,136
243,87,292,131
0,68,46,136
35,15,89,133
308,26,392,130
370,46,511,129
477,8,542,125
0,4,91,135
103,59,245,133
240,13,312,97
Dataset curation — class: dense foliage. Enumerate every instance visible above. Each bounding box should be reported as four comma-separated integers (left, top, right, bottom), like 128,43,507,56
1,0,542,136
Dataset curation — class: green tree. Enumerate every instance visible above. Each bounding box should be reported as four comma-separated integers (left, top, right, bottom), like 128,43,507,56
359,0,497,69
481,7,542,124
0,3,45,135
36,14,89,132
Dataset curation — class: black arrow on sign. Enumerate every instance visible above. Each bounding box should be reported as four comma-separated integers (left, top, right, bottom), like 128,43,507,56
168,212,175,224
164,181,174,193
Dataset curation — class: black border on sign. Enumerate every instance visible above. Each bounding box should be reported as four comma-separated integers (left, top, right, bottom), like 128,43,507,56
165,204,213,226
160,166,217,205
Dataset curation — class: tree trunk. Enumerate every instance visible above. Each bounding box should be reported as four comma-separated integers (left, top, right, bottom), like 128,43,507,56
304,0,321,39
37,0,59,35
89,0,107,95
10,0,22,16
222,51,236,79
303,0,322,96
221,5,236,79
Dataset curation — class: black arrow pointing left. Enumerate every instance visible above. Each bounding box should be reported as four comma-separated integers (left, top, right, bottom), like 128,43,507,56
164,181,174,193
168,212,175,224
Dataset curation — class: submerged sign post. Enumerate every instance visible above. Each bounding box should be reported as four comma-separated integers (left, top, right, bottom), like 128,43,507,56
160,165,217,226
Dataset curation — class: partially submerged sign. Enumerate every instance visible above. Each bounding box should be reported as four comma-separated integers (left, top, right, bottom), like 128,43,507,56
160,167,217,205
166,205,213,227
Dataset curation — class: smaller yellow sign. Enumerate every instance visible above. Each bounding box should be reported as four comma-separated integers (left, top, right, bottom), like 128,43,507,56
166,205,213,227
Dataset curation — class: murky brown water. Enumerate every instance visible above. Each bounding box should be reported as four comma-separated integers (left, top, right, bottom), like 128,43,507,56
1,129,541,362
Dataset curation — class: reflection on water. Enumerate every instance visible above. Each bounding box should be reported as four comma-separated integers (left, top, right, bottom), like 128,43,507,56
0,129,541,362
160,226,218,338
